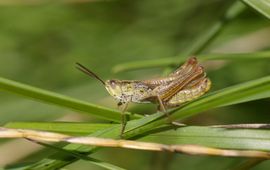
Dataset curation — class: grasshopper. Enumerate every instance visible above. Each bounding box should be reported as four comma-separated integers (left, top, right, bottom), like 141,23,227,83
76,57,211,135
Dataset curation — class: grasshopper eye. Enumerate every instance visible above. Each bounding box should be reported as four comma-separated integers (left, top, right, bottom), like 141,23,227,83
110,80,117,87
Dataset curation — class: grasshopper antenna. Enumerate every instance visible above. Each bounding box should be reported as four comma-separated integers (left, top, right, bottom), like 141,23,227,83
76,62,105,85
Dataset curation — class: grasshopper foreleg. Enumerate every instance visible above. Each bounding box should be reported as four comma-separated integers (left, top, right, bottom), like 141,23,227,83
118,101,129,137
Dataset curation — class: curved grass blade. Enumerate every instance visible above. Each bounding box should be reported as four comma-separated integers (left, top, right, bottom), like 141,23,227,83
230,158,265,170
113,51,270,73
242,0,270,19
28,140,126,170
5,142,125,170
139,126,270,151
4,122,112,135
183,1,245,55
0,77,142,122
0,0,113,6
27,75,270,169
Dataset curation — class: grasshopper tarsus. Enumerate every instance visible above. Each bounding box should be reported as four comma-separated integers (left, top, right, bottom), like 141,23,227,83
120,113,127,138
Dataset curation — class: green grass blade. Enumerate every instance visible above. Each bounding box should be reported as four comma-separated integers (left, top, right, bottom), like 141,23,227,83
7,159,125,170
230,158,265,170
27,75,270,169
183,1,245,55
242,0,270,19
113,51,270,73
32,140,126,170
74,157,126,170
139,126,270,151
6,154,125,170
0,77,142,122
4,122,112,135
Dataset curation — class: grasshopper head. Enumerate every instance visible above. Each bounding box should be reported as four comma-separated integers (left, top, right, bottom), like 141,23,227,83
75,63,135,103
105,80,138,103
105,80,124,101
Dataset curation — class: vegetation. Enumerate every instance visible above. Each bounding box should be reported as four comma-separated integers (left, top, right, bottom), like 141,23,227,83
0,0,270,169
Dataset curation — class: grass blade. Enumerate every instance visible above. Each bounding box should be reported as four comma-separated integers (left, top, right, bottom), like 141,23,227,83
28,140,126,170
4,122,112,135
0,0,113,5
183,1,245,55
230,158,265,170
0,77,142,122
113,51,270,73
242,0,270,19
139,126,270,151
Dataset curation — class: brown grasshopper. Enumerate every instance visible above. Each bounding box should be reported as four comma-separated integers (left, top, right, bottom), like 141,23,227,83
76,57,211,135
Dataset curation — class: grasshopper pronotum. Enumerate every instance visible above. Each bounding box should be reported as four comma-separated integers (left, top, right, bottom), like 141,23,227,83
76,57,211,135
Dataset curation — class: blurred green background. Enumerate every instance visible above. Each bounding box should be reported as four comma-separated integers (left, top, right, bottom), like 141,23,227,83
0,0,270,169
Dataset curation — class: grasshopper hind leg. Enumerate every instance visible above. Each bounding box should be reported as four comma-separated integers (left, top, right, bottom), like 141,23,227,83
157,95,165,111
157,96,186,128
157,95,169,117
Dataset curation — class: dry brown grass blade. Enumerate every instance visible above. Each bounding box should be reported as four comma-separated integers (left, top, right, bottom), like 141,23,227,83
1,127,270,159
211,124,270,129
67,137,270,158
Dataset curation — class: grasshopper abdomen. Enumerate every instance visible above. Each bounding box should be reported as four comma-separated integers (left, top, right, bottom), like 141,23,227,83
167,78,211,107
